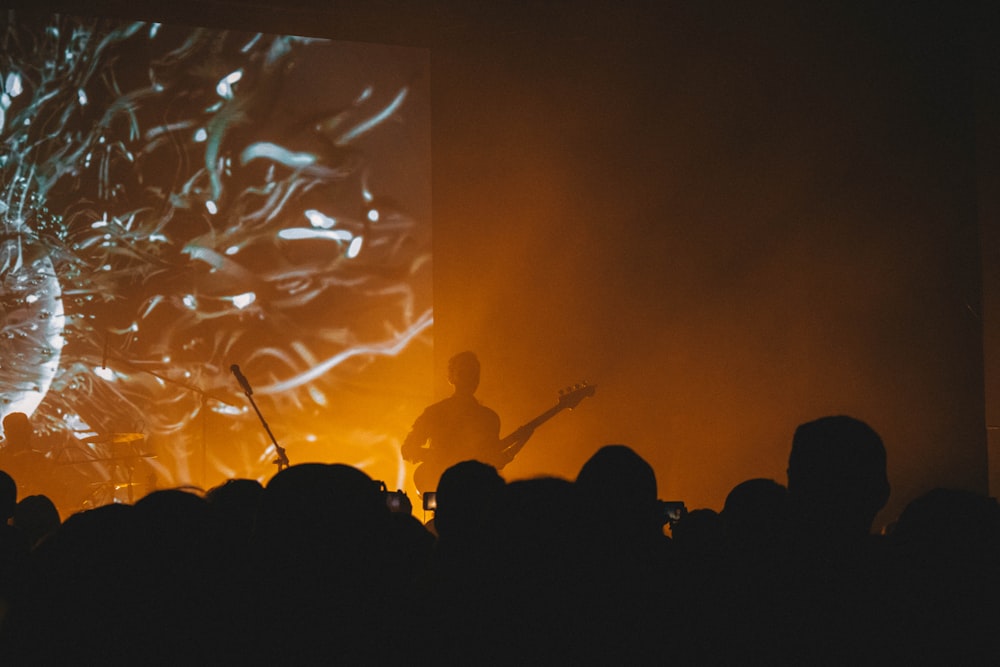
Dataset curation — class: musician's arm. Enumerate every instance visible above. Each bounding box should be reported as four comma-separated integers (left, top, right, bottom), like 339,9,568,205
400,414,430,463
496,424,536,468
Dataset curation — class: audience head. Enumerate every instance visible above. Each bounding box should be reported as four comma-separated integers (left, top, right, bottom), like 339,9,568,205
207,477,264,505
206,478,264,529
722,478,790,548
485,476,584,560
13,494,61,548
576,444,662,542
132,489,215,560
671,508,723,552
257,463,390,545
787,415,890,536
134,488,210,523
0,469,16,521
892,487,1000,556
434,459,505,543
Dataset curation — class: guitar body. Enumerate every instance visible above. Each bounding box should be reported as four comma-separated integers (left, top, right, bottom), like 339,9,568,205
412,457,451,497
411,435,512,493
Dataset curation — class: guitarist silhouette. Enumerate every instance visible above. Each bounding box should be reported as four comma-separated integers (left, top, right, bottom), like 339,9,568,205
401,351,595,494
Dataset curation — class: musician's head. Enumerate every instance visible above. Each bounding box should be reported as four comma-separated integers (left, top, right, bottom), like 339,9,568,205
2,412,33,449
448,351,480,395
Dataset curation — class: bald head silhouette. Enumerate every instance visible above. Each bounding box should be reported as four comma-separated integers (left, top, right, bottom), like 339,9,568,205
787,415,890,537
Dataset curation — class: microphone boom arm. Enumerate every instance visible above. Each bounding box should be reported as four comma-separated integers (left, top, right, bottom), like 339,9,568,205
231,365,289,471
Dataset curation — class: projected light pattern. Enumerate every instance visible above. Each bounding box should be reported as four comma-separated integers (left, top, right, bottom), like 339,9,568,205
0,12,431,506
0,235,65,416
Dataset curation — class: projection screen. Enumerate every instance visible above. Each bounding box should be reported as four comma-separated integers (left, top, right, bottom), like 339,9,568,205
0,11,432,511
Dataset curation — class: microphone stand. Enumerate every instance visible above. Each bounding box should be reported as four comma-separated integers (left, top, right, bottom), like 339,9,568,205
234,371,290,472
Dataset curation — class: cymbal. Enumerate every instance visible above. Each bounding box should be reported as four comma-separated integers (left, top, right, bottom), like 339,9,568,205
59,453,157,465
82,432,145,445
80,454,157,463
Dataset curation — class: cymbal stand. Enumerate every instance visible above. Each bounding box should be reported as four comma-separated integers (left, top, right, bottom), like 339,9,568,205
102,350,242,489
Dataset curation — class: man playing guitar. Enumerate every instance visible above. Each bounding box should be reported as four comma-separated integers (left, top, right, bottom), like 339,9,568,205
401,352,533,494
401,351,595,494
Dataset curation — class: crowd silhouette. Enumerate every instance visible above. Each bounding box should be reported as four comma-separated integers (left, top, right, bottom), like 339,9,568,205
0,415,998,665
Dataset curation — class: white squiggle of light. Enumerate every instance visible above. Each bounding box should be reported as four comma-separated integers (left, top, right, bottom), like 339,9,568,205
106,322,135,335
305,209,336,229
309,385,326,406
291,340,318,366
347,236,363,258
144,121,196,141
194,128,207,142
182,245,227,270
5,72,22,97
278,228,353,243
336,87,408,146
183,246,259,286
216,69,243,99
262,178,317,225
212,403,244,416
231,292,256,309
241,33,263,53
139,294,165,319
240,142,316,169
258,310,433,394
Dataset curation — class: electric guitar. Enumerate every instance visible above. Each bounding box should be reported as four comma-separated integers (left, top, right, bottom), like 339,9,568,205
411,382,596,494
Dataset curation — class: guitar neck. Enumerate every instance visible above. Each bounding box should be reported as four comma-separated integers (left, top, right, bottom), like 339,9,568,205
500,404,565,450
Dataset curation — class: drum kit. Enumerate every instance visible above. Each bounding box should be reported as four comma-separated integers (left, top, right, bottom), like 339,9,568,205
55,431,157,509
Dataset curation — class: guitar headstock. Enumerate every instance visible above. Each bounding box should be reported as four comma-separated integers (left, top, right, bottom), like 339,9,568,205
557,382,596,410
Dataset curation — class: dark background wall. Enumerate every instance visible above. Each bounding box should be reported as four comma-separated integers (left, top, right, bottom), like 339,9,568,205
11,0,996,525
